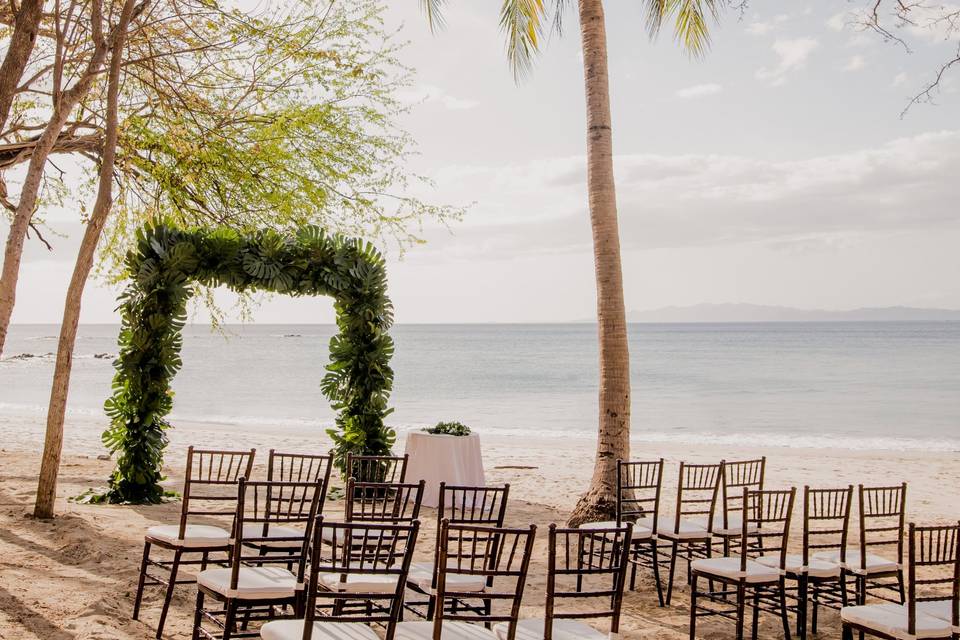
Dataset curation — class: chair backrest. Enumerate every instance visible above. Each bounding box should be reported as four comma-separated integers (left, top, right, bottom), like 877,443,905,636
432,521,537,639
616,459,663,533
856,483,907,570
802,485,854,567
720,457,766,531
306,518,419,640
438,483,510,525
227,478,323,593
671,461,723,534
738,487,796,571
179,446,256,537
346,453,409,483
906,522,960,635
267,450,333,484
345,479,424,524
544,524,632,640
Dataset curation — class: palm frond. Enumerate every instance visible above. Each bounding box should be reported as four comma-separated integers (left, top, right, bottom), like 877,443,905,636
421,0,446,32
499,0,548,80
645,0,721,57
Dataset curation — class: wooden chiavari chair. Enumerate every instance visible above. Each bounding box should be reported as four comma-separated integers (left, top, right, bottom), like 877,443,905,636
492,523,632,640
841,521,960,640
268,450,333,484
192,478,323,639
816,483,907,606
406,483,511,620
243,452,332,557
759,485,853,639
395,521,537,640
580,459,665,605
715,458,767,555
320,479,424,546
133,446,255,639
656,460,724,605
260,519,420,640
689,487,796,640
346,453,409,484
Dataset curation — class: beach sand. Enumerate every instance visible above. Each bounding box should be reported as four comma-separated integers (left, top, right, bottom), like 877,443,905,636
0,415,958,639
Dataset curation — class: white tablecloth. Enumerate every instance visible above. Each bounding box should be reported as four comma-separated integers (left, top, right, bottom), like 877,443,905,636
404,432,485,508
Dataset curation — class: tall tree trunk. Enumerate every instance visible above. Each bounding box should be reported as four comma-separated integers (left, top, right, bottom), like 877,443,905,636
568,0,631,526
0,0,45,131
0,0,114,357
34,0,134,519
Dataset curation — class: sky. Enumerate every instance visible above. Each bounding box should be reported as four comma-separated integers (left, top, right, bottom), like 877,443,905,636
6,0,960,324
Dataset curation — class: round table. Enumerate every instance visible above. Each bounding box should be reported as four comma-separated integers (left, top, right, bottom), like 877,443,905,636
404,432,485,507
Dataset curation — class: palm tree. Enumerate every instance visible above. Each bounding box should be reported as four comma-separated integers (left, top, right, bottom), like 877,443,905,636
420,0,721,524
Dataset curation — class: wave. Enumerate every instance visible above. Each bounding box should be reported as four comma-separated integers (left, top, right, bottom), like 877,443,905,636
1,401,956,454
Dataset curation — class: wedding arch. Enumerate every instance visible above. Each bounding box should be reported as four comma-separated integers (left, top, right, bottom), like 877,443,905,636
101,221,395,503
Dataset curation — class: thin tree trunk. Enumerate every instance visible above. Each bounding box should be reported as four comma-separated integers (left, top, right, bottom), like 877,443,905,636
0,0,118,357
34,0,134,519
568,0,631,526
0,0,45,131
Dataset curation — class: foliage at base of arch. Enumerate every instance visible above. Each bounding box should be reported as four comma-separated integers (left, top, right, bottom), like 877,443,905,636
101,221,395,503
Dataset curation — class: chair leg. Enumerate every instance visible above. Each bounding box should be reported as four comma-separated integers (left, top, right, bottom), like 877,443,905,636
222,599,238,640
650,539,665,607
133,540,151,621
689,574,698,640
796,576,808,640
426,594,436,621
191,590,204,640
666,540,679,606
778,580,792,640
896,569,905,605
842,624,854,640
856,576,866,606
813,582,820,634
629,544,639,591
751,588,760,640
156,548,182,640
735,583,747,640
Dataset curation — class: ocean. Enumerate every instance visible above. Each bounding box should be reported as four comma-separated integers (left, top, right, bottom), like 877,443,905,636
2,322,959,452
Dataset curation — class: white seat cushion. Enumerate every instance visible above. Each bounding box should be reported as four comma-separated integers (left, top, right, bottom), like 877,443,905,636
146,524,230,548
241,523,305,548
841,603,951,639
916,600,960,632
396,621,496,639
198,566,298,599
493,618,609,640
706,514,760,537
261,619,380,640
407,561,488,593
757,554,841,579
690,557,780,583
318,572,400,593
814,549,901,575
579,520,653,541
655,516,711,540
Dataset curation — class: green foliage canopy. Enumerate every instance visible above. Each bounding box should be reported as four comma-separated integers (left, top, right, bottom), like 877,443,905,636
102,221,395,503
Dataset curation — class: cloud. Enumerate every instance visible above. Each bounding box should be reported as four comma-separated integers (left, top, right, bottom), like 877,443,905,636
826,11,854,32
675,83,723,99
745,14,790,36
843,55,866,72
756,38,819,86
892,71,909,87
396,84,478,110
417,131,960,259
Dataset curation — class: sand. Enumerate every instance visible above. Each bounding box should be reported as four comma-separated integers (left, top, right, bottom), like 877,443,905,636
0,414,958,639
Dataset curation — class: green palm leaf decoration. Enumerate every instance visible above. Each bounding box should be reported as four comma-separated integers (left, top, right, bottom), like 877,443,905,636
100,220,395,503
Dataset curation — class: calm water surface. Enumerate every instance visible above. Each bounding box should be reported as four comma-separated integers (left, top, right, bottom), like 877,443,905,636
2,322,958,451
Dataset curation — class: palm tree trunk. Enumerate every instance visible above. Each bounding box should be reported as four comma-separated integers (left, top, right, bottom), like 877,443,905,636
34,0,135,519
567,0,631,526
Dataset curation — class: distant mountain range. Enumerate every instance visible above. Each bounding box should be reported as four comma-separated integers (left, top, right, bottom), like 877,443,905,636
624,304,960,323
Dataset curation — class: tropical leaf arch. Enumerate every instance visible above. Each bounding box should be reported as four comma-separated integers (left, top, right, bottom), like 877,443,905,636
101,221,395,503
